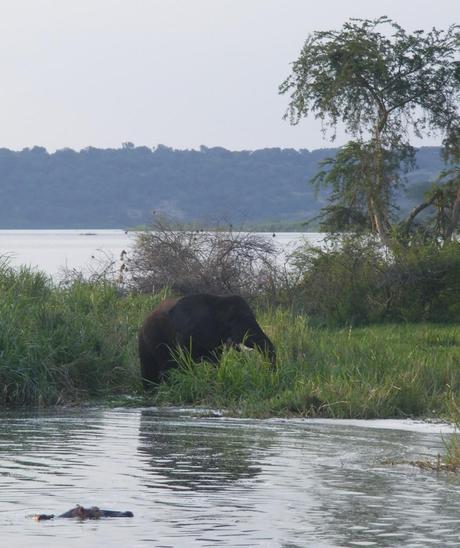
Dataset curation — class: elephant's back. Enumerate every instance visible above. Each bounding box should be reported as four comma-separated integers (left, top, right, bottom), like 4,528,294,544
168,294,220,330
168,294,238,344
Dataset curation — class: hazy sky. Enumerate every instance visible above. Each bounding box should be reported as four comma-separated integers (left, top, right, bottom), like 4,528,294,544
0,0,458,152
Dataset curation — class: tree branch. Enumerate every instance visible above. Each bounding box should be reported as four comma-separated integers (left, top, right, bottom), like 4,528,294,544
403,190,441,232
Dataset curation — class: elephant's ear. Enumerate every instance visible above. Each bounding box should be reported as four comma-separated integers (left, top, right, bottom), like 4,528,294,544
213,303,236,334
216,301,237,321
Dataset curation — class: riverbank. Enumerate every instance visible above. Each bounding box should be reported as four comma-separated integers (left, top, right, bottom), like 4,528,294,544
156,313,459,420
0,266,160,405
1,266,458,421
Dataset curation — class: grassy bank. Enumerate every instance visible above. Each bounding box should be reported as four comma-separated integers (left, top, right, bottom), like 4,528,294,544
0,264,458,420
157,310,460,419
0,264,163,405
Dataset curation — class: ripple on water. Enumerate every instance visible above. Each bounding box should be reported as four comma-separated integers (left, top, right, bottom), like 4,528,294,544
0,408,460,547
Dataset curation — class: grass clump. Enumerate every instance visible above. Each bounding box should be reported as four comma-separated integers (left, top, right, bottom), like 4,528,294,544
0,263,164,405
409,436,460,473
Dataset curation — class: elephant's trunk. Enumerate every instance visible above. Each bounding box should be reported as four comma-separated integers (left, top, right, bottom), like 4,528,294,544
245,328,276,368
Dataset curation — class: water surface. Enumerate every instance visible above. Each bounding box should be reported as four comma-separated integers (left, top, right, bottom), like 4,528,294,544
0,230,321,279
1,407,459,547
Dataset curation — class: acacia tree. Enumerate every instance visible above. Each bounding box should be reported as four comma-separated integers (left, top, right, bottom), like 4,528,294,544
280,16,460,242
310,139,415,233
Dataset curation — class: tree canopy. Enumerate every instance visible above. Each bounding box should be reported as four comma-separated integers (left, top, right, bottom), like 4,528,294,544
280,16,460,242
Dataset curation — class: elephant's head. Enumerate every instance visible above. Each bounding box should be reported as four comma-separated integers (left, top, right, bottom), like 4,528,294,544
219,296,276,367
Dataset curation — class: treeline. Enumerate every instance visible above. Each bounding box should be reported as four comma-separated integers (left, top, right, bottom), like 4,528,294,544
0,144,447,228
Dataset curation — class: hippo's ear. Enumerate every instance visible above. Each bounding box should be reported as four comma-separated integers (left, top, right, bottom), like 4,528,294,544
76,505,86,518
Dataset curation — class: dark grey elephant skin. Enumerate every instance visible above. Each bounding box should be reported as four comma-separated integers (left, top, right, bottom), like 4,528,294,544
138,294,276,387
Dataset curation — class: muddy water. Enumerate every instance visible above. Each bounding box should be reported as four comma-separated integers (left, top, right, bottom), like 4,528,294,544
1,408,460,547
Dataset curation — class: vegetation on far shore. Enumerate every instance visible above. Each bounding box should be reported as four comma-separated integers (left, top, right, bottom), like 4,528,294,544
0,145,447,230
129,219,320,233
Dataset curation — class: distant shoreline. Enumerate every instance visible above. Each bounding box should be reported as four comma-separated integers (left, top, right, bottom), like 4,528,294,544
0,225,322,233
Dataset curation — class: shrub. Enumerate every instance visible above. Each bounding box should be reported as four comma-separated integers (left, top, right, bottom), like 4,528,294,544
128,218,279,297
385,241,460,322
288,235,387,324
289,236,460,325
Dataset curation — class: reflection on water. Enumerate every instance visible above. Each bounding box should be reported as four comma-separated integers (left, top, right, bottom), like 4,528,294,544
1,407,460,547
138,410,270,492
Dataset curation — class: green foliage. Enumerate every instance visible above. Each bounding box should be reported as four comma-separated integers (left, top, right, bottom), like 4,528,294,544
0,263,162,405
156,313,460,419
288,236,460,325
288,236,386,324
311,140,415,231
280,17,460,141
280,17,460,241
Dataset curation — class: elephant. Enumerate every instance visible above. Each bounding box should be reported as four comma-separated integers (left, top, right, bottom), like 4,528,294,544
33,505,134,520
138,293,276,388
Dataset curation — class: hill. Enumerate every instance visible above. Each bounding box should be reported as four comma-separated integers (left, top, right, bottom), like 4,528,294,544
0,144,448,229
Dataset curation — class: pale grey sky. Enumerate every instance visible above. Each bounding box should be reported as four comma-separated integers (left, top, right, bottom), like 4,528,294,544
0,0,458,152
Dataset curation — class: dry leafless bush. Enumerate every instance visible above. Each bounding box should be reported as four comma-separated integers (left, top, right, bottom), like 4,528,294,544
128,219,281,297
59,249,129,290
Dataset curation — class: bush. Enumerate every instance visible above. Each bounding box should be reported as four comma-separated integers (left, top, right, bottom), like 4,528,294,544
288,236,387,324
128,218,279,297
385,241,460,322
289,236,460,325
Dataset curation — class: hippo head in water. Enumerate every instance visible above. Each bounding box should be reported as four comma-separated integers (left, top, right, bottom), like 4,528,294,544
32,504,134,521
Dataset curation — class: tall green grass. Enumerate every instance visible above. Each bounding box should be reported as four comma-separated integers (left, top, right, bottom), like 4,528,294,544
0,262,163,405
1,261,459,420
156,309,460,419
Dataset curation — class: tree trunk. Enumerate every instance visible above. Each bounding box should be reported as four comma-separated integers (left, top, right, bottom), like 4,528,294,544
445,183,460,241
371,124,391,245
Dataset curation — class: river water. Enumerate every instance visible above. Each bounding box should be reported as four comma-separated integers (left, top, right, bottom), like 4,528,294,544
1,407,460,547
0,230,321,279
1,231,459,546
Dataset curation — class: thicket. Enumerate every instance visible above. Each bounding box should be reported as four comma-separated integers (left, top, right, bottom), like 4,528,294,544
126,221,460,325
128,218,279,297
288,236,460,325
